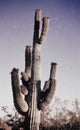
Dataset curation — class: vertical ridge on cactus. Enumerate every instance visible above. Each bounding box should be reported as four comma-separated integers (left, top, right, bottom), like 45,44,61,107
11,9,57,130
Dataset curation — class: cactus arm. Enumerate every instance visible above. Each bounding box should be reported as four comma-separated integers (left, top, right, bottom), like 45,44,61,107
21,46,31,88
21,72,29,82
25,46,32,77
40,63,57,111
33,9,41,44
50,63,57,79
11,68,28,115
39,17,50,44
20,85,28,95
42,81,50,92
40,79,56,111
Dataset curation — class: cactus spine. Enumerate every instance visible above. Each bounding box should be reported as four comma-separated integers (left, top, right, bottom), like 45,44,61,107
11,9,57,130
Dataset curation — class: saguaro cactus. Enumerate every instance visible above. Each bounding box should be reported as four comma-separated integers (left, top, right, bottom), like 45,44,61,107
11,9,57,130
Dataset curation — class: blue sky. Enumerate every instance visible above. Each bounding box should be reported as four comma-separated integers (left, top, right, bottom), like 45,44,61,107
0,0,80,112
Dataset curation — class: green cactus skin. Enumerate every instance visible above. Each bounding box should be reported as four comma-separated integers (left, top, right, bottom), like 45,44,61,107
11,9,57,130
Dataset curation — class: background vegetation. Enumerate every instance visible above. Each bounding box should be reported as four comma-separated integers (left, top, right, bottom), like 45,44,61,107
0,97,80,130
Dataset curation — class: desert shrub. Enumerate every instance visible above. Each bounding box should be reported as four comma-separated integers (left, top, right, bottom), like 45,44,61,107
0,97,80,130
40,97,80,130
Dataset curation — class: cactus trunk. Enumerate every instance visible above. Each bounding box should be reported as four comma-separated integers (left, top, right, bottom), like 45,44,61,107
30,45,41,130
11,9,57,130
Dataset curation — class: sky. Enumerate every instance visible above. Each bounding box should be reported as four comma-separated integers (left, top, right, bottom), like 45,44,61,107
0,0,80,114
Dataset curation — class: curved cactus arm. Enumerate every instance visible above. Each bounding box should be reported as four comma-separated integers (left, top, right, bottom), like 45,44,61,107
11,68,28,115
21,72,31,87
20,85,28,95
40,63,57,111
42,81,50,92
21,72,29,82
39,17,50,44
40,79,56,111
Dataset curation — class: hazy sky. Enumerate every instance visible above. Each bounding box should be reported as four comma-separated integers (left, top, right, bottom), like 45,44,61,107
0,0,80,112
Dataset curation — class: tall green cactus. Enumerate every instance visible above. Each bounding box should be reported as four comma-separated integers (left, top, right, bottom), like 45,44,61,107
11,9,57,130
